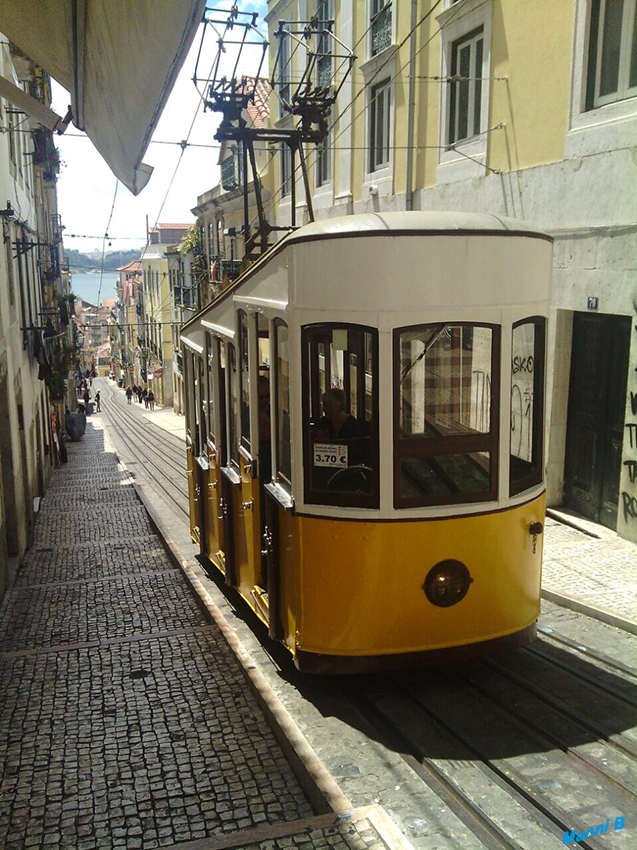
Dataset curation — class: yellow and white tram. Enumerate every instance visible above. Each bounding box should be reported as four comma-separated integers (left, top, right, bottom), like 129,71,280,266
180,211,551,673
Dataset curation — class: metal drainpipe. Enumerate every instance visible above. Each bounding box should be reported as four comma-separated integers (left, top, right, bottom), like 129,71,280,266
405,0,418,211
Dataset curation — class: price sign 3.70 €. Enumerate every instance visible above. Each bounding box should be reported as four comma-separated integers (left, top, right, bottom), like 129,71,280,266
313,443,348,468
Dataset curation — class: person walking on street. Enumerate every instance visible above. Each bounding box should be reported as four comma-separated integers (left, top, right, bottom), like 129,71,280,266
137,387,143,404
95,391,101,412
126,387,133,405
142,388,149,409
83,388,90,415
148,390,155,411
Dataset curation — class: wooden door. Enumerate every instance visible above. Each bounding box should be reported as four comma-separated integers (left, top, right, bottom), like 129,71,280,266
564,313,630,528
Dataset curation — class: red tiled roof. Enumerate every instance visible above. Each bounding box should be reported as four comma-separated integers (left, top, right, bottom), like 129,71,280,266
150,223,193,231
117,260,142,271
240,76,270,128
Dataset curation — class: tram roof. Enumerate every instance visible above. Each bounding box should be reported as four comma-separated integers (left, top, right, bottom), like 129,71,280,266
283,211,552,245
181,211,551,332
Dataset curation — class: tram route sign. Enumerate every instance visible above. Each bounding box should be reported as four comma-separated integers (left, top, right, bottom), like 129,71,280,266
314,443,348,468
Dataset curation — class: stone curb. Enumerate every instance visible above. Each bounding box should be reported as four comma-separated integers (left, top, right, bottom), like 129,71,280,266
541,588,637,636
103,432,353,820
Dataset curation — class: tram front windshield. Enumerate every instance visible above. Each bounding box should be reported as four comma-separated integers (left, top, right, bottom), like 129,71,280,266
304,325,378,508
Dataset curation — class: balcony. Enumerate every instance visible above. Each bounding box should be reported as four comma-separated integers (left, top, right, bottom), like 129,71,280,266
32,128,60,181
221,153,241,192
371,1,392,56
222,259,242,281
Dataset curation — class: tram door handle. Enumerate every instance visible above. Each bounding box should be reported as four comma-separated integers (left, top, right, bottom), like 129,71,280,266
208,481,217,491
218,498,227,520
529,521,543,554
242,499,254,511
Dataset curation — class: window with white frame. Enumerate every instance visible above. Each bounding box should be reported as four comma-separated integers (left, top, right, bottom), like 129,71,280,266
317,0,332,87
316,110,332,187
448,27,484,145
371,0,392,56
369,79,391,172
281,144,292,197
586,0,637,109
279,33,291,117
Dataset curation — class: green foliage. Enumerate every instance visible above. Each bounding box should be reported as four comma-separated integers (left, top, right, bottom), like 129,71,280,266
179,225,202,257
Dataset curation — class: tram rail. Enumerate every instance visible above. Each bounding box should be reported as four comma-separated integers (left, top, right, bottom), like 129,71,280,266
93,377,636,850
98,380,190,518
339,652,636,850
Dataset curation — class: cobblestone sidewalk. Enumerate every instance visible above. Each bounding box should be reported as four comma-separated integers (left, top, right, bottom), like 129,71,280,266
542,515,637,623
0,422,312,850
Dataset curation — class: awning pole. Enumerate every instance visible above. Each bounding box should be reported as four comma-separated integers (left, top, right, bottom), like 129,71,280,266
0,73,69,133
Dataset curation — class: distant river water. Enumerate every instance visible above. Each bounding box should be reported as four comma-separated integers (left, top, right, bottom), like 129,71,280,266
70,271,119,305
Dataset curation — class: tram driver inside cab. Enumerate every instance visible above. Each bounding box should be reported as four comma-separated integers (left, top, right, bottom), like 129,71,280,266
314,389,361,440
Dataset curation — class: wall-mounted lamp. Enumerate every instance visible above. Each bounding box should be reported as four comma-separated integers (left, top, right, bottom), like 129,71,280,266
0,201,15,218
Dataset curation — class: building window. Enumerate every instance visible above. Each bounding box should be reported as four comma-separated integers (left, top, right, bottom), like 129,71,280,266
279,32,291,116
371,0,392,56
369,80,391,172
448,27,484,145
316,110,331,187
587,0,637,109
238,310,251,452
281,145,292,197
317,0,332,87
394,323,500,508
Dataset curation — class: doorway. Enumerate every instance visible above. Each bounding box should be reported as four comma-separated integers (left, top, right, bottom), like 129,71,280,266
563,313,630,529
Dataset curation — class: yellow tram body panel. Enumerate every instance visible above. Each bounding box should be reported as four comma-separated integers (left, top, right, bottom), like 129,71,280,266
294,493,545,658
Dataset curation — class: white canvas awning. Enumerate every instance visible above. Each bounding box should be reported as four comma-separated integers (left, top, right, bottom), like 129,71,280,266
0,0,206,195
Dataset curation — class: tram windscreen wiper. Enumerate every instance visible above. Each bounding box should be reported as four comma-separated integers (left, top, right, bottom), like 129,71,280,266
400,323,447,382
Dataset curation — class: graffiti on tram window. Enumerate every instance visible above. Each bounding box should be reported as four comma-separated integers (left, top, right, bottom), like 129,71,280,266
620,323,637,525
511,323,535,464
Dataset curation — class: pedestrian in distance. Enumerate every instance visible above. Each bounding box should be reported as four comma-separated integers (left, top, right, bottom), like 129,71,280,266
148,390,155,411
142,388,149,409
83,388,90,415
138,387,143,403
132,384,138,396
126,387,133,405
95,391,101,412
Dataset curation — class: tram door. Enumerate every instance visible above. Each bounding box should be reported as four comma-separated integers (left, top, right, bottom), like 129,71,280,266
564,313,630,528
204,335,224,562
238,313,264,614
261,320,293,642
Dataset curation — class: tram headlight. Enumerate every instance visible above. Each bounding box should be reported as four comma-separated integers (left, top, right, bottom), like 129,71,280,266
423,560,472,607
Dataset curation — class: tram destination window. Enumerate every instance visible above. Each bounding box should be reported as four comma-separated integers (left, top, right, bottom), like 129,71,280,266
394,323,500,507
510,318,545,496
303,324,379,508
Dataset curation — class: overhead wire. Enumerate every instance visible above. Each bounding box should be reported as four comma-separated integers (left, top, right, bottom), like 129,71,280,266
96,179,119,306
248,0,450,232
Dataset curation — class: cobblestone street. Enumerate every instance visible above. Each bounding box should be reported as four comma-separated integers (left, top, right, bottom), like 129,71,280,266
0,423,314,850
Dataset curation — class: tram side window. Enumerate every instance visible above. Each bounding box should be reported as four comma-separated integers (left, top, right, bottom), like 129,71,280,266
206,333,215,443
275,322,292,486
227,343,239,467
395,323,500,507
304,324,379,508
197,355,208,455
510,318,545,496
238,311,251,453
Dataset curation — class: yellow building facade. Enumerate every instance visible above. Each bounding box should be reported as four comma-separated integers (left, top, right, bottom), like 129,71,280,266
263,0,637,540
